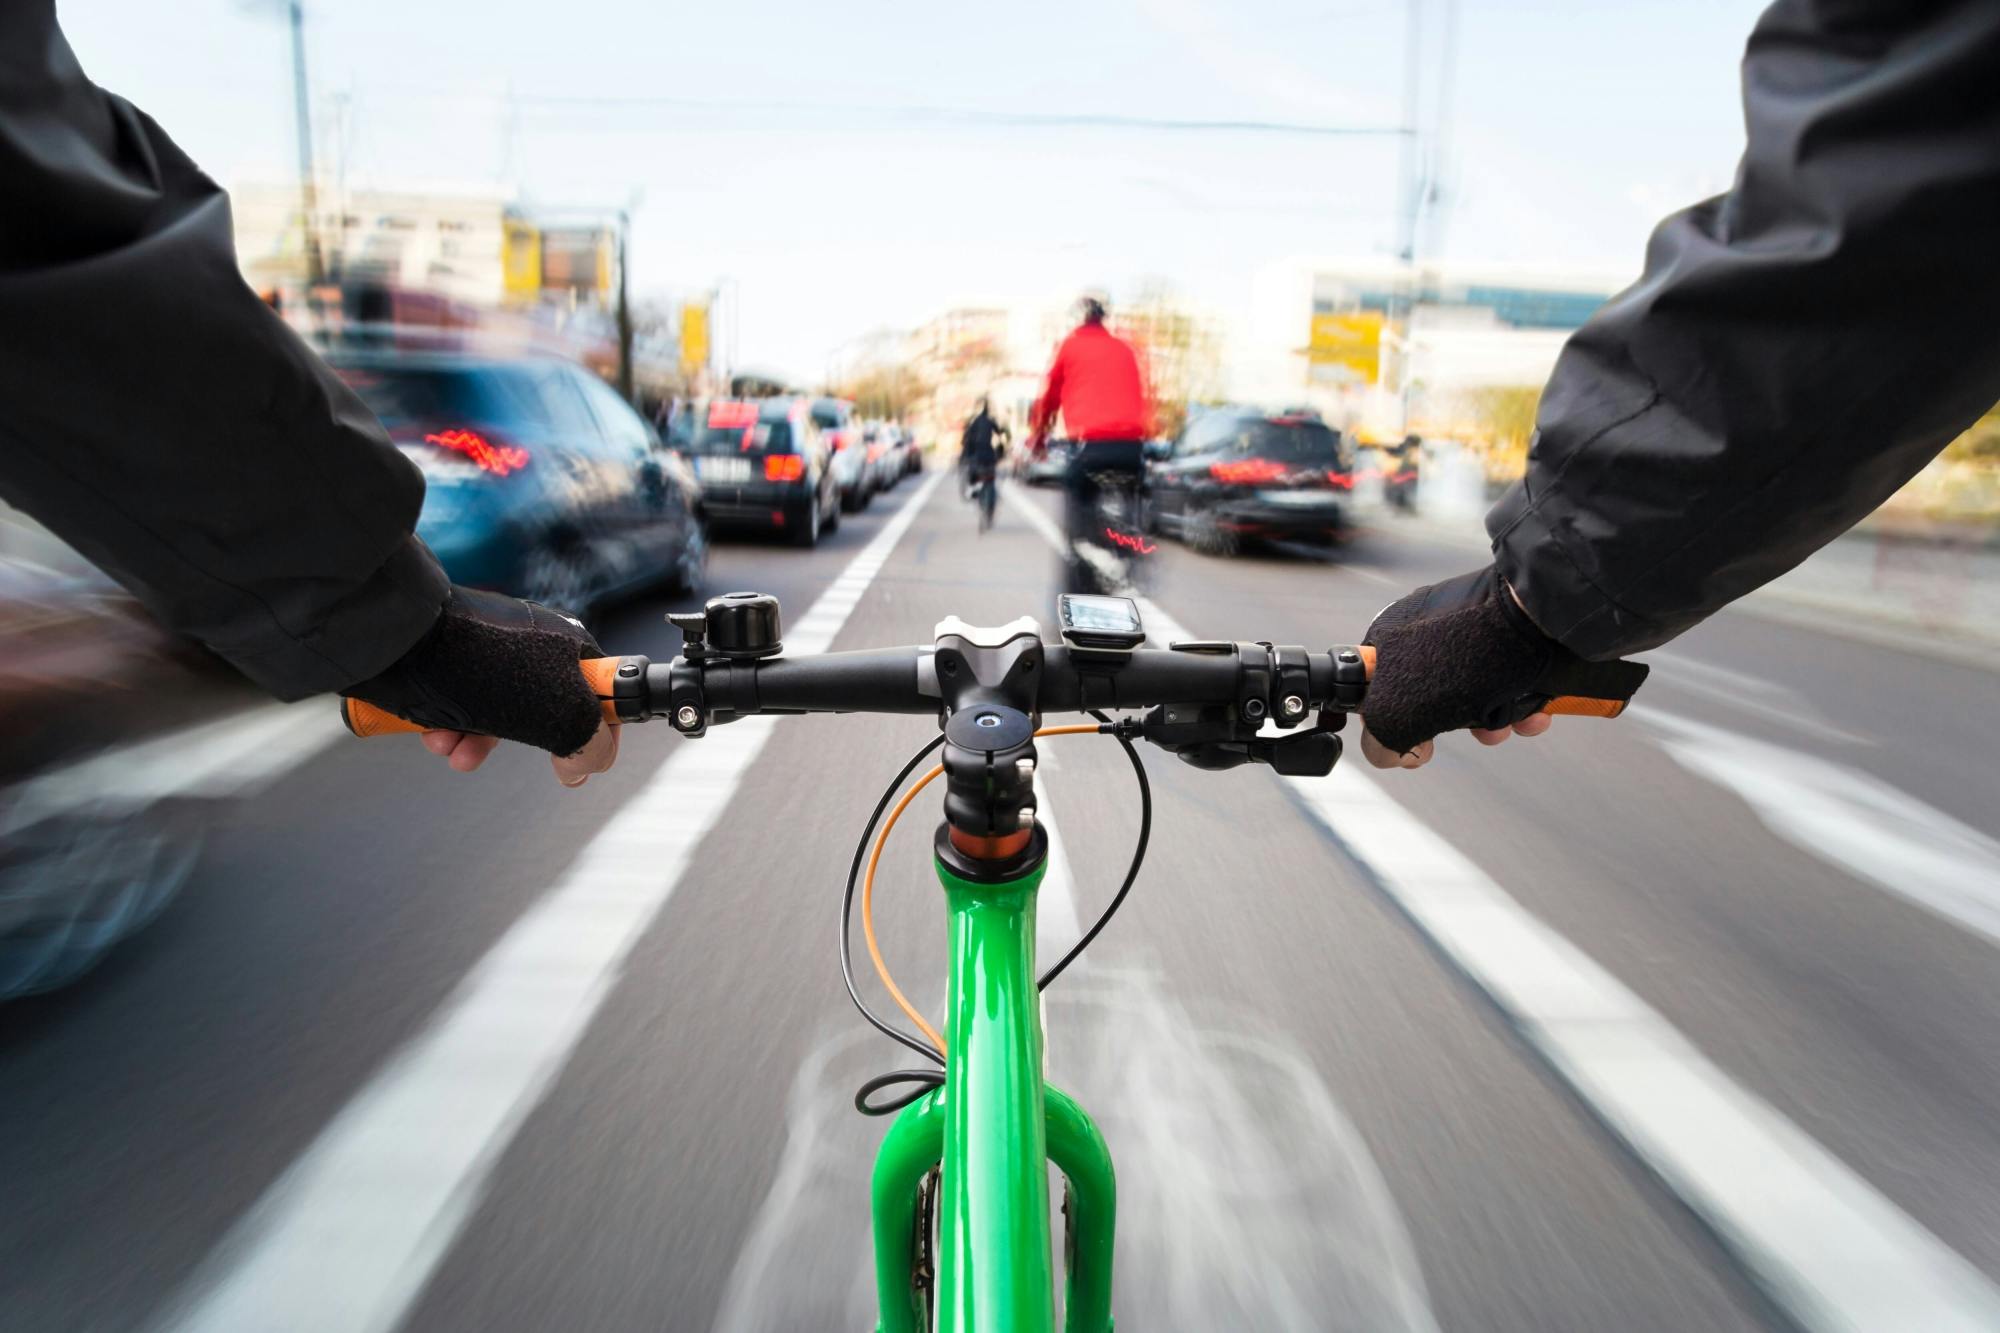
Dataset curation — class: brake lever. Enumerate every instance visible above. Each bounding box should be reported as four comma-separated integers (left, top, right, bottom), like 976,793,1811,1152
1248,727,1343,777
1134,704,1345,777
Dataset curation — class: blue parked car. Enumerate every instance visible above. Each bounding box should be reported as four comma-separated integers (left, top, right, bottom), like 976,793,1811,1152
329,352,708,614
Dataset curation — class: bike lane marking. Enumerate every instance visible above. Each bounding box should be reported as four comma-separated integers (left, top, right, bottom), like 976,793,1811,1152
145,474,945,1333
1642,709,2000,949
1003,482,2000,1332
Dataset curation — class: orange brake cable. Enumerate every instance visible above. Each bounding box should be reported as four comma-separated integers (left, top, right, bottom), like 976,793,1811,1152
863,724,1106,1057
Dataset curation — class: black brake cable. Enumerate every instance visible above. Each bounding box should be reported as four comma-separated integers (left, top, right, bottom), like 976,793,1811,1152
842,733,948,1072
1036,709,1151,991
847,712,1153,1115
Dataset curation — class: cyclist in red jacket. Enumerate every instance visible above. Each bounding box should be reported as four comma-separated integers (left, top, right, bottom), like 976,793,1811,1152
1029,297,1156,593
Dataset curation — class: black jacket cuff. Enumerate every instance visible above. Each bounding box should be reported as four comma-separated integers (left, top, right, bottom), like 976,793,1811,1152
222,537,449,700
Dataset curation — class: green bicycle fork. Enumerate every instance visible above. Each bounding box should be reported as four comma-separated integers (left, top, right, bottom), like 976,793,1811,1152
871,841,1116,1333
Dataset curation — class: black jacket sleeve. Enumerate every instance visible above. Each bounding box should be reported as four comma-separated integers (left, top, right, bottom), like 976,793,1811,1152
1488,0,2000,659
0,2,447,700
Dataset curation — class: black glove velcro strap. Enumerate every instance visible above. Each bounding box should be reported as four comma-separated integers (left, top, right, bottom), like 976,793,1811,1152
343,587,605,757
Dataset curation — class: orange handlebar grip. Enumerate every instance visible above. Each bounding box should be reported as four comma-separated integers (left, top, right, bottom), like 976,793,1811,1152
580,656,622,700
341,698,426,737
1542,695,1627,719
341,656,630,739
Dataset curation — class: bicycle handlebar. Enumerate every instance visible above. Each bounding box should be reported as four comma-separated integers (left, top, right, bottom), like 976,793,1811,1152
339,639,1639,739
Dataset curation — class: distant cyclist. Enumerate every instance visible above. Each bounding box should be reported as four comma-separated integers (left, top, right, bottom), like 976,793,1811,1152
1028,296,1154,594
960,398,1008,531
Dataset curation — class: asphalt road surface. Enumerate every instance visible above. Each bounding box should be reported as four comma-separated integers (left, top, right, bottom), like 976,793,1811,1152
5,473,1998,1332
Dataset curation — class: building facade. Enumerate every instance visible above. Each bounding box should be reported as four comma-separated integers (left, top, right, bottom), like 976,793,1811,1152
1239,257,1630,439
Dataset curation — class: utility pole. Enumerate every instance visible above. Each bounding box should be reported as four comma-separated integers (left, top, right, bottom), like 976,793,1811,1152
1388,0,1458,434
616,209,635,404
1389,0,1425,433
287,0,325,288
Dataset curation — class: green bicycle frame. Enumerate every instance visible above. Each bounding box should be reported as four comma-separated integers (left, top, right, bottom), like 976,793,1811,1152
871,839,1117,1332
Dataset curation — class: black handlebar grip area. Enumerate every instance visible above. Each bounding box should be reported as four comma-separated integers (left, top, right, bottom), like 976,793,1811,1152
1533,655,1649,719
1485,654,1650,727
743,648,933,714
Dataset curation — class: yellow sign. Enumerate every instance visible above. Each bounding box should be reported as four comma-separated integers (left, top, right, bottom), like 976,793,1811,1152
501,219,541,302
680,301,711,371
1307,311,1383,383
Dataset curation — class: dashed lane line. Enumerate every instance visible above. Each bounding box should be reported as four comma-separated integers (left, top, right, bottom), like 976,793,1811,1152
146,475,943,1333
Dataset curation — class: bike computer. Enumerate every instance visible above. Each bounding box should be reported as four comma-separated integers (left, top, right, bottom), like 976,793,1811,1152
1056,594,1146,655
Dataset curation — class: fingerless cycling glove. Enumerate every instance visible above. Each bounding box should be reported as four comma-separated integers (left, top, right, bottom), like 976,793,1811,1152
342,587,606,757
1361,565,1646,756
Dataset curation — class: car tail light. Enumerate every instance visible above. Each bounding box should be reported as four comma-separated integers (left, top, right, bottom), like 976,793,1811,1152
764,454,806,482
830,431,849,452
1210,457,1287,485
1325,470,1356,490
1104,526,1156,555
866,444,883,462
424,428,529,477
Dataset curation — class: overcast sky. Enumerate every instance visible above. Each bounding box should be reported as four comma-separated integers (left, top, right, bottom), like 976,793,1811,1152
62,0,1769,380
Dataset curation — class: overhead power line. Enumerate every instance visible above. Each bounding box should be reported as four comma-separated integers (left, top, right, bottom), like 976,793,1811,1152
354,81,1409,139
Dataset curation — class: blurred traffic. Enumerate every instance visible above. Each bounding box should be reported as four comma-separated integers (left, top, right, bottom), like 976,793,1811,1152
7,1,2000,1331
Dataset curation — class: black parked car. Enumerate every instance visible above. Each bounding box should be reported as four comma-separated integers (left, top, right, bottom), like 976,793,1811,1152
1148,408,1357,555
329,352,708,613
685,398,841,546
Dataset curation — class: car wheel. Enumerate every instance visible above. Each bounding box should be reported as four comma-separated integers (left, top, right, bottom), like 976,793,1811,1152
1186,506,1239,557
791,493,821,548
671,521,709,594
522,543,597,619
0,807,202,1000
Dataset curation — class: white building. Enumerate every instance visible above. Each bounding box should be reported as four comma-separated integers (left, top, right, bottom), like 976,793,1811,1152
1237,257,1633,438
231,183,615,314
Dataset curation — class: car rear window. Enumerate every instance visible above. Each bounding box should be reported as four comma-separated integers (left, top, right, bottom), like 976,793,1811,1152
331,365,533,434
691,420,797,454
1242,420,1348,465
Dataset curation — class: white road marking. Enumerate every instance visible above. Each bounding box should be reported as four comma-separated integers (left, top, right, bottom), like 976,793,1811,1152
146,474,943,1333
1033,772,1084,953
1645,710,2000,949
1287,765,2000,1333
1009,479,2000,1332
1638,650,1875,746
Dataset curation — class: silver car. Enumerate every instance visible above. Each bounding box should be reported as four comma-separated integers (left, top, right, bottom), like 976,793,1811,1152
814,397,872,512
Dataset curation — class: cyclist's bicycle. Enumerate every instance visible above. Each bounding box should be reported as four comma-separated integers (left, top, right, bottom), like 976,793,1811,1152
970,467,998,532
1057,441,1153,596
344,591,1645,1331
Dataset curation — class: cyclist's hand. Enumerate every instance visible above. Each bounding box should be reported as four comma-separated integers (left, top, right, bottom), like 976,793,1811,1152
344,586,620,788
1358,565,1563,771
1358,710,1551,770
418,719,618,786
